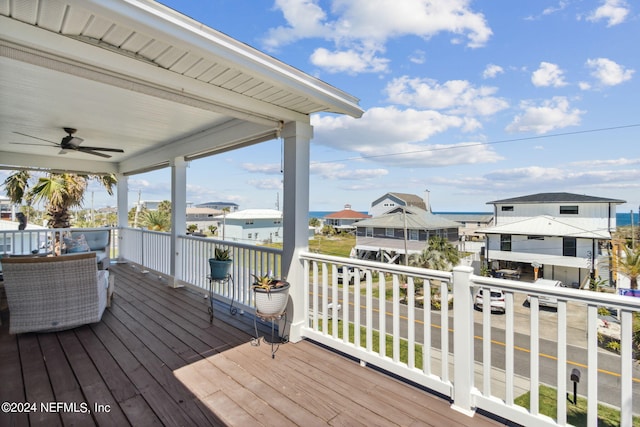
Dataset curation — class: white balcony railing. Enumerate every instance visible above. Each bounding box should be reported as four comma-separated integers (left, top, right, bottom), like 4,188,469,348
299,251,640,427
3,228,639,426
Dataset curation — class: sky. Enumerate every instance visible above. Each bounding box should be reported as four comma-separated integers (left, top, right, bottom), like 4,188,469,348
8,0,640,214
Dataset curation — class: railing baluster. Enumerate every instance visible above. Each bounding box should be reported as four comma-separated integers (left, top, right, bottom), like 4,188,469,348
587,304,598,427
557,300,567,425
529,297,540,416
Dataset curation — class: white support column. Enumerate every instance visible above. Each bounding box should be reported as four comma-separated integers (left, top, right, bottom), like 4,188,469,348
116,174,128,262
282,120,313,342
170,157,188,287
116,174,129,229
451,265,476,416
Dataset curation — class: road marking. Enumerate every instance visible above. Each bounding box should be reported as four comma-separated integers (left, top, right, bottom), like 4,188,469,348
339,298,639,383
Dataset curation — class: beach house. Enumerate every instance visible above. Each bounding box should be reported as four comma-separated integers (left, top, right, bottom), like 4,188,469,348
482,192,625,286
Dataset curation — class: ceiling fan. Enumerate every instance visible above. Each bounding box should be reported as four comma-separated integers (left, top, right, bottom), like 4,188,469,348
11,127,124,158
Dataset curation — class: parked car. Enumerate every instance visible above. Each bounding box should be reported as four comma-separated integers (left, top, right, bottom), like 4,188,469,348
474,288,506,313
526,279,565,308
336,265,366,284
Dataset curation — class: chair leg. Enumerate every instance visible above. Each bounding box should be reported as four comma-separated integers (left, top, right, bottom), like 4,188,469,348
107,274,115,308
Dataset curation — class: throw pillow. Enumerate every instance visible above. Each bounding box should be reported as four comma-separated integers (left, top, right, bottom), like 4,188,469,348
64,234,90,253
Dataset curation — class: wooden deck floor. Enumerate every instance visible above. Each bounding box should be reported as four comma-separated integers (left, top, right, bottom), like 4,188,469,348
0,263,507,426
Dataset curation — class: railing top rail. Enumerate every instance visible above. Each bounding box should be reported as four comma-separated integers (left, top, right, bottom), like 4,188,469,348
118,227,174,237
179,233,284,255
471,273,640,310
300,250,453,281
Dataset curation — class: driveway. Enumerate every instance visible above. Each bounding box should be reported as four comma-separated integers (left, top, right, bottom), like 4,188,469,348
473,291,588,347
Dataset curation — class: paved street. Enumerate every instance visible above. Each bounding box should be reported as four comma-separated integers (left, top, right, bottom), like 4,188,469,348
335,289,640,410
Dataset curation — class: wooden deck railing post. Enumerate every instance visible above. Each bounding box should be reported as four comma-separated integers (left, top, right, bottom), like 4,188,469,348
451,265,476,416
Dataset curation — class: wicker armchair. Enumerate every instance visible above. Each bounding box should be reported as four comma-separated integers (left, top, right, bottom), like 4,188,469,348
2,252,111,334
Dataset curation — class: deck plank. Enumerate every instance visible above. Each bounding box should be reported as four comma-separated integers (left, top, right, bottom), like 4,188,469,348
0,263,505,427
38,333,96,427
56,330,131,427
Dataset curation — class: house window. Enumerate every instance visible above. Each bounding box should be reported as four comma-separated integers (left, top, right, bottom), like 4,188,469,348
409,229,418,241
274,220,281,224
500,234,512,251
248,233,252,239
385,228,394,237
527,236,544,240
366,227,373,237
563,237,577,257
245,220,254,225
501,206,514,211
560,206,579,215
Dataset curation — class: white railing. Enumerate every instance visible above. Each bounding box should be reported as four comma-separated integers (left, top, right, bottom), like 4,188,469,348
179,234,282,310
300,251,640,427
11,225,635,426
0,227,116,258
118,227,171,275
467,275,640,426
300,252,455,398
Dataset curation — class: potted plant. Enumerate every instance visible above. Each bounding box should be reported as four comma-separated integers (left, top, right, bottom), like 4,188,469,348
251,274,290,317
208,247,232,280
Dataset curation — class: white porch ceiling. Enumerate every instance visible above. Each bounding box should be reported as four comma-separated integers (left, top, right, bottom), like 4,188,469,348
0,0,362,175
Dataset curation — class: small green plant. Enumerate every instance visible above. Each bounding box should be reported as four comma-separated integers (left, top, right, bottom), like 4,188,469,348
251,274,287,292
606,340,621,353
598,306,611,316
214,247,231,261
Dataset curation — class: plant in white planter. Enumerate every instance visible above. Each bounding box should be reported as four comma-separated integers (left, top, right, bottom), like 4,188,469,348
251,274,290,317
208,247,232,280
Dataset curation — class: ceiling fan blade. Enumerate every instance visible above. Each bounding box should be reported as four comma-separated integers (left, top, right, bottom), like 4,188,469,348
10,141,59,147
77,148,112,158
12,132,59,145
78,146,124,153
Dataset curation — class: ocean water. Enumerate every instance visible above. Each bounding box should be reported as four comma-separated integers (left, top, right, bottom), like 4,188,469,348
617,212,639,227
310,211,639,227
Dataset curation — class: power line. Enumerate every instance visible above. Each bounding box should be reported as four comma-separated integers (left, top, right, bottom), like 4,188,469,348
311,123,640,165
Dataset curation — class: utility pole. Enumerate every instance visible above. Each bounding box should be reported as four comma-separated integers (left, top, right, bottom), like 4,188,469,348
133,189,142,228
632,209,636,250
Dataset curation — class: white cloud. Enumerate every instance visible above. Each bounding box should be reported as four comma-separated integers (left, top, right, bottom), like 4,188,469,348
578,81,592,90
506,96,585,134
385,76,509,116
543,1,569,16
241,163,281,174
263,0,492,73
586,58,634,86
531,62,567,87
482,64,504,79
312,106,473,150
261,0,329,50
310,162,389,180
310,47,390,74
409,50,426,64
311,107,502,168
587,0,630,27
247,178,283,190
569,157,640,168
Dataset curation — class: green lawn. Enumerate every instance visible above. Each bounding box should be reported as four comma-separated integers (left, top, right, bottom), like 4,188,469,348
515,384,639,426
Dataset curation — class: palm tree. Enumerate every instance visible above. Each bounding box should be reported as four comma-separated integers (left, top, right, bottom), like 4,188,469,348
618,245,640,289
142,210,170,231
3,171,116,228
408,246,450,271
426,235,460,267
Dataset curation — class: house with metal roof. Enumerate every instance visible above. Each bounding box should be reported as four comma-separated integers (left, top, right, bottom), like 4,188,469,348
355,205,459,263
483,192,625,287
369,191,429,217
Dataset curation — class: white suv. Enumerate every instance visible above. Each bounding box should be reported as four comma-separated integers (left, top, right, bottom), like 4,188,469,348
474,288,506,313
526,279,564,308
